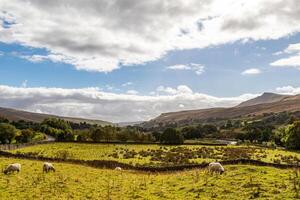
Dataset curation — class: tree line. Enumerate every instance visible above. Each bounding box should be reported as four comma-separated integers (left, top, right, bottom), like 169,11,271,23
1,115,300,149
0,117,45,144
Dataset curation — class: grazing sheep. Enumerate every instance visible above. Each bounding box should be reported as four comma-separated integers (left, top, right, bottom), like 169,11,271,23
208,162,224,174
43,162,55,173
4,163,21,175
115,167,122,171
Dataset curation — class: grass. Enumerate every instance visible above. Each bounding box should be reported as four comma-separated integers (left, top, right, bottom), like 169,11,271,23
0,157,299,200
10,142,300,167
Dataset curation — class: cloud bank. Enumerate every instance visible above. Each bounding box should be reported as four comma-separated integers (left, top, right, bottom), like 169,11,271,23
0,85,257,122
1,0,300,72
276,86,300,95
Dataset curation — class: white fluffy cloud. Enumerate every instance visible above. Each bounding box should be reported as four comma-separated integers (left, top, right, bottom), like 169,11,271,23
167,63,205,75
276,86,300,95
1,0,300,72
241,68,262,75
156,85,193,95
122,82,133,87
126,90,139,95
271,43,300,69
0,84,258,122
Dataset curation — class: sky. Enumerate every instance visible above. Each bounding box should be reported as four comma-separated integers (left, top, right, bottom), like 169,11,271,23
1,0,300,122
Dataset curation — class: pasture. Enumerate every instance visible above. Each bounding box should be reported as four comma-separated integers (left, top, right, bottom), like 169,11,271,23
10,143,300,167
0,157,299,199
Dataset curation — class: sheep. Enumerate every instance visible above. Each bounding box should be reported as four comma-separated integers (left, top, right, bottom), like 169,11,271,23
115,167,122,171
208,162,224,174
43,162,55,173
3,163,21,175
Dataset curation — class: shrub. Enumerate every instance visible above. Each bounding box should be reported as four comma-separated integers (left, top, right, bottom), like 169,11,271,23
0,123,18,144
160,128,184,144
15,129,35,143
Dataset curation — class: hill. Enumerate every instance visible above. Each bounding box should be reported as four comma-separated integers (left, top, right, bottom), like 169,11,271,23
116,121,145,127
142,93,300,128
0,106,112,125
236,92,289,107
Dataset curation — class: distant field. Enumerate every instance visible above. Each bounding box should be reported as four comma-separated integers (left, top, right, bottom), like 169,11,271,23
10,143,300,167
0,157,299,200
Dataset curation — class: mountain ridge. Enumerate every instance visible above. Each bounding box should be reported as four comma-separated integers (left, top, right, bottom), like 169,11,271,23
0,106,112,125
141,92,300,128
236,92,290,107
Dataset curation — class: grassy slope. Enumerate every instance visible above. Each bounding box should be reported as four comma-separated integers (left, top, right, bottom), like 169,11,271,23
10,143,300,166
0,106,112,126
143,94,300,127
0,157,298,200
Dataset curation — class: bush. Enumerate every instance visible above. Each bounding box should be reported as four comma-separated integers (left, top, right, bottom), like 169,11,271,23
15,129,35,143
160,128,184,144
40,118,74,141
76,129,91,141
181,126,203,139
283,121,300,149
0,123,18,144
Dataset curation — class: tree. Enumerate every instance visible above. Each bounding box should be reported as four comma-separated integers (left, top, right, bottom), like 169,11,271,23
288,116,298,124
225,120,233,129
273,126,285,146
160,128,184,144
0,123,18,144
151,131,161,142
202,124,218,135
76,129,91,142
40,118,73,141
90,127,105,142
116,130,129,142
181,126,203,139
102,126,116,141
0,117,9,123
12,120,40,131
56,131,75,142
242,122,274,143
283,121,300,149
15,129,34,143
41,118,72,131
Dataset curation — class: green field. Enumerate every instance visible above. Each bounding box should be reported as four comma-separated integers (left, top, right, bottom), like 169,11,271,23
10,143,300,167
0,157,299,200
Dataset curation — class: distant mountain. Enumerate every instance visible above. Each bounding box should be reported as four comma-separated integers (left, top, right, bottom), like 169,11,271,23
237,92,290,107
142,93,300,128
0,106,112,125
116,121,145,127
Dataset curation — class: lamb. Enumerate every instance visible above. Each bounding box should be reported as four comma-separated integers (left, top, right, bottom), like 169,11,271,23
3,163,21,175
115,167,122,171
208,162,224,174
43,162,55,173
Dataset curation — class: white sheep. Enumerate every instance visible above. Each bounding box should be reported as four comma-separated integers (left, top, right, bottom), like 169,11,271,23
43,162,55,173
208,162,225,174
115,167,122,171
3,163,21,175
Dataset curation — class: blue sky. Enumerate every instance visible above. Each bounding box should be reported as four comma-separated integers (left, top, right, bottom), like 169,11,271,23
1,0,300,122
1,34,300,97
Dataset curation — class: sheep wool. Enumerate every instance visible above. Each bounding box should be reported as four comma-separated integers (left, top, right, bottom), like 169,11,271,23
43,162,55,173
208,162,225,174
4,163,21,174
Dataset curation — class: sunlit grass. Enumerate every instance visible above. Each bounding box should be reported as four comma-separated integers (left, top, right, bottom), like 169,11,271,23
9,143,300,167
0,157,299,200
